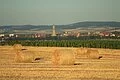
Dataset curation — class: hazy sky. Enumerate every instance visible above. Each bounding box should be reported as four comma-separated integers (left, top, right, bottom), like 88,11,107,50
0,0,120,25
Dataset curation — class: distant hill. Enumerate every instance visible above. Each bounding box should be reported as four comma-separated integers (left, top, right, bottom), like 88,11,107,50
64,21,120,29
0,21,120,33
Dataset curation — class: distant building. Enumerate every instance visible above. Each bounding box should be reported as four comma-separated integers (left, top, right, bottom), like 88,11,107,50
34,33,46,38
112,31,120,37
0,34,4,37
110,34,115,37
9,34,14,37
99,32,110,36
76,32,80,37
15,35,18,37
80,32,89,36
51,25,56,36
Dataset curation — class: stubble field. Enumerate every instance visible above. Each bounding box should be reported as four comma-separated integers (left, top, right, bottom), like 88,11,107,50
0,46,120,80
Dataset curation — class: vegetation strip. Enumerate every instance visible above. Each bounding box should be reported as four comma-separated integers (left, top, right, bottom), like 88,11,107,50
1,40,120,49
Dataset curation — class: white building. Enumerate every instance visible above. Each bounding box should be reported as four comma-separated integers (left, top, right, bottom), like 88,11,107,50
0,34,5,37
9,34,14,37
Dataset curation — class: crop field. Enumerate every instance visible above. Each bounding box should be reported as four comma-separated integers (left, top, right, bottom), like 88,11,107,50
0,46,120,80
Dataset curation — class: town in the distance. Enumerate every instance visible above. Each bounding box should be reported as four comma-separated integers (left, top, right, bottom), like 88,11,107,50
0,21,120,41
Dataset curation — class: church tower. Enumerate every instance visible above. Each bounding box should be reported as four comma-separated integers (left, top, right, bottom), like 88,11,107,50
51,24,56,36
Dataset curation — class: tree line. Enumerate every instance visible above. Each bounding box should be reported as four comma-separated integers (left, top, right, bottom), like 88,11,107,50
1,40,120,49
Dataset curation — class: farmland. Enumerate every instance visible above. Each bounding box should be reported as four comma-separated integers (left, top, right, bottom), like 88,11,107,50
0,46,120,80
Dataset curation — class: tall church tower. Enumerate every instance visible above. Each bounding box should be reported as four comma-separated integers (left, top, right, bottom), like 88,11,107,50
51,24,56,36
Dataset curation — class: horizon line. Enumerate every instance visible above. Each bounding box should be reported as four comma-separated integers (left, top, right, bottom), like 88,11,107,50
1,20,120,26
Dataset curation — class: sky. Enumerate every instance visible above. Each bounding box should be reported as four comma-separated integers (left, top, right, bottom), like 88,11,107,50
0,0,120,25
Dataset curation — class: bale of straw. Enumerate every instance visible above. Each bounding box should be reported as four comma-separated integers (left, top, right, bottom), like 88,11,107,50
14,50,36,63
52,49,75,65
13,44,36,63
14,51,24,63
75,48,88,58
85,49,100,59
13,44,23,52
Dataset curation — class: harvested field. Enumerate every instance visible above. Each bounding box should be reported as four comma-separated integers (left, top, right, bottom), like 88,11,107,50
0,46,120,80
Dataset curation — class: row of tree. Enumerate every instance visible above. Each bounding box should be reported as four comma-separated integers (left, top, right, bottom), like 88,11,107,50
1,40,120,49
